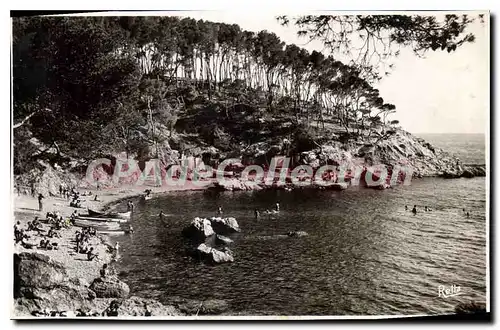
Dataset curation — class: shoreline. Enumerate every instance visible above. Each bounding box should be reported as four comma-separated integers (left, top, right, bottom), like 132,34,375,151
12,173,486,317
12,181,213,317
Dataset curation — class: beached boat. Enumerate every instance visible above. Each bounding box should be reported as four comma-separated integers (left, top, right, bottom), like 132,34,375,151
87,209,131,219
144,195,152,200
97,230,127,236
76,215,128,223
73,219,123,231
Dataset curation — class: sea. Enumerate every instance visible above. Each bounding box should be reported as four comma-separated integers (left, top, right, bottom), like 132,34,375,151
111,133,487,316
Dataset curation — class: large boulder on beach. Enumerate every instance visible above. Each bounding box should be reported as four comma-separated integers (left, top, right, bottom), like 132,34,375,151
14,252,96,313
89,276,130,299
182,217,215,242
195,243,234,264
209,217,240,235
14,253,67,296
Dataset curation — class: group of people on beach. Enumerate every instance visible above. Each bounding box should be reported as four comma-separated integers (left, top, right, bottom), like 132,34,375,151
14,215,64,251
75,226,100,261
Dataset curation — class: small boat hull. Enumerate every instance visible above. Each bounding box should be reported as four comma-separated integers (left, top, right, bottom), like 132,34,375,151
73,219,123,231
76,216,128,223
144,195,152,200
87,209,131,219
97,230,127,236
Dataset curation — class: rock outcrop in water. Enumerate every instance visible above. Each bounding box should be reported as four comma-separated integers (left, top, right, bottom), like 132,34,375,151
441,164,487,179
195,243,234,264
182,217,215,242
182,217,241,264
209,217,241,235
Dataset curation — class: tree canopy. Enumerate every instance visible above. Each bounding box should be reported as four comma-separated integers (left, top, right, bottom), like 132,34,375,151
277,14,483,79
17,15,469,174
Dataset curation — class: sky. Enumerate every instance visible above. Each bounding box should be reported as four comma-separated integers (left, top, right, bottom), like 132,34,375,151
167,11,489,134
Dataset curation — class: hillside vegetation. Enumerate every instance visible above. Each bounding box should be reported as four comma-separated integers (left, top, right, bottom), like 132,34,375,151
12,15,482,184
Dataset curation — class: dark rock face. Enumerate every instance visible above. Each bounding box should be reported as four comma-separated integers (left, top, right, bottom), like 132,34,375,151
455,301,487,315
14,253,67,296
441,165,487,179
209,217,240,235
461,169,475,178
182,217,215,242
89,276,130,299
12,253,183,317
14,253,95,313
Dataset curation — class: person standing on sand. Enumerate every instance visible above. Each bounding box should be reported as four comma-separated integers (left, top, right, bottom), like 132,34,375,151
38,193,44,212
127,201,135,212
100,264,108,278
412,205,417,215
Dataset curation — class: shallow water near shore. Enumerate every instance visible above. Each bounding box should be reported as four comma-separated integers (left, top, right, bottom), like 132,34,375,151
112,174,486,316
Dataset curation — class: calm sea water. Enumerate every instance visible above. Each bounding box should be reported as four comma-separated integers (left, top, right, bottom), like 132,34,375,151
112,134,487,316
417,133,486,164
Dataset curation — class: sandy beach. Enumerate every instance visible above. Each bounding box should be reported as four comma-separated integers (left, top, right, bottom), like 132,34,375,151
13,181,212,288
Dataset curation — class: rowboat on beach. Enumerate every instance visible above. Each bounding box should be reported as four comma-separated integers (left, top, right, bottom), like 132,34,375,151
73,219,123,231
87,209,131,219
97,230,128,236
75,215,128,223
